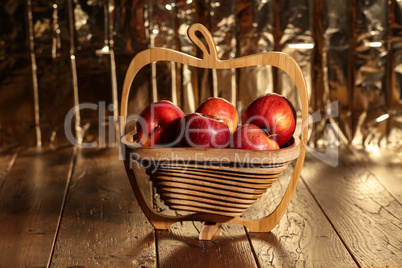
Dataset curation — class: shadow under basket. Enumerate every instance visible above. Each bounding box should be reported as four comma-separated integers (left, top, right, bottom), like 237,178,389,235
123,134,300,218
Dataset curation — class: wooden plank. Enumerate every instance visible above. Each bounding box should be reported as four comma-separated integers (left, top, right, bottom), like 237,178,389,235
244,167,358,267
154,182,258,267
300,148,402,267
349,146,402,203
0,147,19,188
156,222,258,268
0,146,74,267
51,148,156,267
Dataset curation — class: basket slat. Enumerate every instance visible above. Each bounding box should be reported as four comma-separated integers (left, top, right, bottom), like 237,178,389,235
151,181,267,200
159,193,252,209
150,175,268,194
167,205,244,217
151,172,274,190
156,167,283,181
157,187,258,204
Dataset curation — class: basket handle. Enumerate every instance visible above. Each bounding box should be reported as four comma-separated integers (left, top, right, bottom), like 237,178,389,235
121,24,308,134
120,23,309,235
187,23,219,62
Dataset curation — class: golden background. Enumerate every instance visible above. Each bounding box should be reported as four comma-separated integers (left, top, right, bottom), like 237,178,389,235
1,0,401,148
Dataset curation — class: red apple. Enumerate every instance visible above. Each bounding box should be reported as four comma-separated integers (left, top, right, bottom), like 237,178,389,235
136,100,185,147
230,124,279,150
177,112,230,148
242,93,296,146
195,97,238,134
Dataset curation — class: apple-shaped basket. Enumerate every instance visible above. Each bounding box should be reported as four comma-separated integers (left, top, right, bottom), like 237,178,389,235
120,24,308,240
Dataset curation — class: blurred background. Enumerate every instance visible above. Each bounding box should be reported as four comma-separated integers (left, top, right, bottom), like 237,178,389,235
1,0,402,149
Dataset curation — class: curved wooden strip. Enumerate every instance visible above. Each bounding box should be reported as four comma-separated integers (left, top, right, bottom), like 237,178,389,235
156,166,283,180
158,193,252,209
151,163,289,174
152,170,275,189
187,23,218,62
228,152,306,232
157,187,257,205
164,199,246,213
167,205,243,217
150,178,267,197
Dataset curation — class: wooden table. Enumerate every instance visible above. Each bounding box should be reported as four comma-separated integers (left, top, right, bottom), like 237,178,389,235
0,145,401,267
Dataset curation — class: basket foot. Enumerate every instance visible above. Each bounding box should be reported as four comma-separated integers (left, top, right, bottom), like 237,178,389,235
199,222,221,240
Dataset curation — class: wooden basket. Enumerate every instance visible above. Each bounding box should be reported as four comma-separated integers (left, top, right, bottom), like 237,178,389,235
120,24,308,240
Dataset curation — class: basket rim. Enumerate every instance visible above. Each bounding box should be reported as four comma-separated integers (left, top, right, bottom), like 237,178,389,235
121,131,300,165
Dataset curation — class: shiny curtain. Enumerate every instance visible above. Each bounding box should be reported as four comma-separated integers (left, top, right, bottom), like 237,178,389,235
1,0,401,147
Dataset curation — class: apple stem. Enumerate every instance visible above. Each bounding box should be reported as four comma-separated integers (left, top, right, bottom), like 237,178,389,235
156,124,162,133
262,128,279,138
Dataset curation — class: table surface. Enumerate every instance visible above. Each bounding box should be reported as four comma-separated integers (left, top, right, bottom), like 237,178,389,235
0,144,401,267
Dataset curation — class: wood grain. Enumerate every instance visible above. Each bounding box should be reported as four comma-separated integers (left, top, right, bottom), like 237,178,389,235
154,195,259,268
0,146,74,267
300,148,402,267
0,147,18,189
51,148,156,267
349,146,402,204
245,166,358,267
0,143,400,267
156,223,258,268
